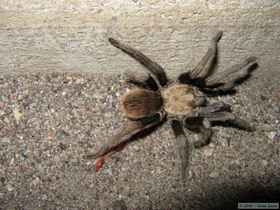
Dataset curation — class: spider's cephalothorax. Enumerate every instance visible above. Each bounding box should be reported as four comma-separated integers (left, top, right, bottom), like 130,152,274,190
161,84,197,116
85,31,258,180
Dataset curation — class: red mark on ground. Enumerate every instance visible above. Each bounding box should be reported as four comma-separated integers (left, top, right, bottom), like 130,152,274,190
95,157,105,172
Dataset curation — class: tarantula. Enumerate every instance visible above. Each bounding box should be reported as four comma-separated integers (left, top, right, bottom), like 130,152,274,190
85,31,257,179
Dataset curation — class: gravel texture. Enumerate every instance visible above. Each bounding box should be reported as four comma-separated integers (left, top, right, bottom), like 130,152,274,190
0,71,279,210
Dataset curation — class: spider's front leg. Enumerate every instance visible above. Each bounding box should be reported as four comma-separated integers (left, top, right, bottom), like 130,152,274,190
205,56,258,92
108,38,168,89
189,31,223,80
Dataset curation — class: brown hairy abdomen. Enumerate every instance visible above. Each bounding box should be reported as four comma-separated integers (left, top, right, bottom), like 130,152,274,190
121,89,162,119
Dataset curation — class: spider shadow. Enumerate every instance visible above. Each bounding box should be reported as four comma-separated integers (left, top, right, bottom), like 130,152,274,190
159,173,280,210
188,172,280,210
120,160,279,210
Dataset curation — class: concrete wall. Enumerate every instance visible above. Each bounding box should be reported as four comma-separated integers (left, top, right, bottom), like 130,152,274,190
0,0,279,76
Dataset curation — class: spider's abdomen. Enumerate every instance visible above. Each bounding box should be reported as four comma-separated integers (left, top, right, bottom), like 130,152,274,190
121,88,163,120
162,84,195,116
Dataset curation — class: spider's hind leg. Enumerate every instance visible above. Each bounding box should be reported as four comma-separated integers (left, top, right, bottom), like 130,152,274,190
193,122,213,148
205,56,258,92
207,112,255,131
194,102,254,131
171,119,191,182
183,117,213,148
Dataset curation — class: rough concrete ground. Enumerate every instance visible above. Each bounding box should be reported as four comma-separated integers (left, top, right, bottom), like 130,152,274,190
0,69,279,210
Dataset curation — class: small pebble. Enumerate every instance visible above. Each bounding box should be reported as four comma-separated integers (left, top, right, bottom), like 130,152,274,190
20,144,28,159
42,194,48,200
273,131,280,141
112,199,127,210
75,78,84,84
13,107,23,123
203,147,214,157
261,159,268,167
6,184,14,192
0,101,5,108
265,131,280,141
9,158,14,166
258,123,273,131
56,129,70,140
0,177,6,184
209,171,219,178
273,105,280,113
0,110,5,116
1,137,11,144
266,131,276,140
58,142,67,150
3,117,9,123
31,177,41,186
260,95,267,101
